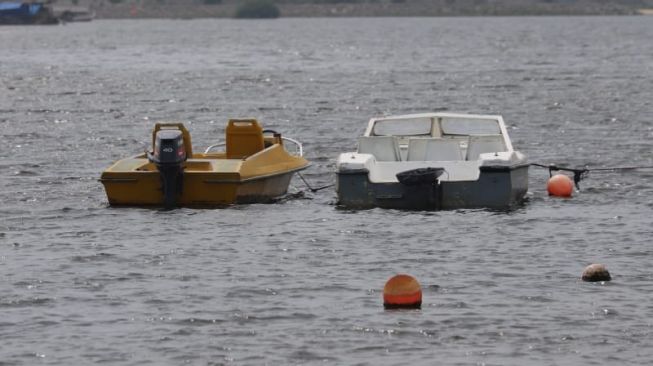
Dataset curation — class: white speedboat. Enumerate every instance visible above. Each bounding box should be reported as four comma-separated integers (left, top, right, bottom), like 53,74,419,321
335,113,528,210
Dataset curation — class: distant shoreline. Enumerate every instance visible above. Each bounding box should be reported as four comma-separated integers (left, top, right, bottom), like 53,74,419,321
94,3,652,19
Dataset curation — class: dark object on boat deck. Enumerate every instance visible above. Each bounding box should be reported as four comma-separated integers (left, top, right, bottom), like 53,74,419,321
396,167,445,186
147,130,187,209
581,263,611,282
396,167,445,210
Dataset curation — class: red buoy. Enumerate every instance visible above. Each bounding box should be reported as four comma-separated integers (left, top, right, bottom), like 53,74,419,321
547,174,574,197
383,274,422,309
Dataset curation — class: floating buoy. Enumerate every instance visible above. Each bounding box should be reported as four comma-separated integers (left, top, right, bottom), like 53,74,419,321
383,274,422,309
547,174,574,197
581,263,611,282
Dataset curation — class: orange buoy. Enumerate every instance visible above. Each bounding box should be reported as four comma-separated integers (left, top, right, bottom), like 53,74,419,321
383,274,422,309
547,174,574,197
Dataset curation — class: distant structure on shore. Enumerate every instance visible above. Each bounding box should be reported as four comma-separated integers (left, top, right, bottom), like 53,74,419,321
51,0,653,18
52,4,95,21
0,1,94,24
0,1,58,24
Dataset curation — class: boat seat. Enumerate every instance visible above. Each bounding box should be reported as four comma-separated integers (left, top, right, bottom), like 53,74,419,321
466,135,506,160
407,138,463,161
358,136,402,162
226,119,265,159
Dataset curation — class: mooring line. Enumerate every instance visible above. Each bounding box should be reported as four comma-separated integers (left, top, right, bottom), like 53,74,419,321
530,163,653,189
297,172,334,193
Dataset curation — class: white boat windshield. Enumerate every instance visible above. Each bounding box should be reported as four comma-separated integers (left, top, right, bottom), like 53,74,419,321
441,117,501,136
373,118,432,136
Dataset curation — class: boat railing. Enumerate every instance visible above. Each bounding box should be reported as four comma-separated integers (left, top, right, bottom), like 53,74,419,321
204,143,225,154
203,137,303,157
282,137,303,157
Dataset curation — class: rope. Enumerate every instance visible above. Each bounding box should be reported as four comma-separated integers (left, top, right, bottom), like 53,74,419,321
583,166,653,171
297,172,334,193
530,163,653,189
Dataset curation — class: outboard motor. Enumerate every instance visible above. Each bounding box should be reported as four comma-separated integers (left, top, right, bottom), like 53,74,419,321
396,167,445,210
147,130,187,209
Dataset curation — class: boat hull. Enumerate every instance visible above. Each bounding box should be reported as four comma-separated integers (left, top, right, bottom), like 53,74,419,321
336,164,529,210
101,169,300,207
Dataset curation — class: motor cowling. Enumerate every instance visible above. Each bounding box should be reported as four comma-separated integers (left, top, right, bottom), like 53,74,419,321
150,130,187,164
148,130,187,209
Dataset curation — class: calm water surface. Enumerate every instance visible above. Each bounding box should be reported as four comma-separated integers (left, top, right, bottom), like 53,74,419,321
1,17,652,365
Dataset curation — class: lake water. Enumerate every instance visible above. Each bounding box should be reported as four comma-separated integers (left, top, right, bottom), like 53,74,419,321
1,16,652,365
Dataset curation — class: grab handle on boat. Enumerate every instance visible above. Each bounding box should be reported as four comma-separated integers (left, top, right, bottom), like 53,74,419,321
281,137,303,157
204,142,226,154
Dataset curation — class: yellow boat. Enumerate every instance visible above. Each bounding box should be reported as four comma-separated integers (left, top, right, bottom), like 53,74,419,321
100,119,310,208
